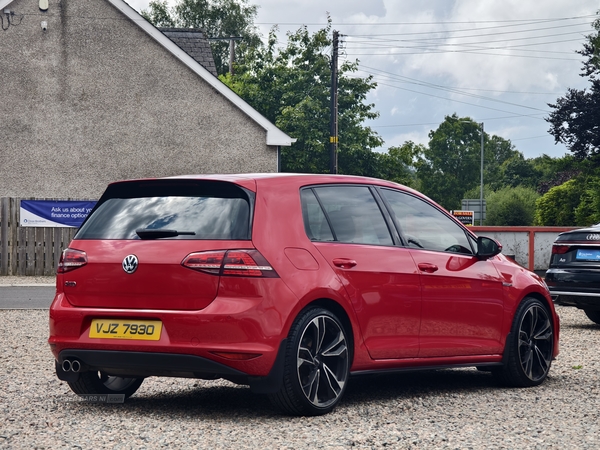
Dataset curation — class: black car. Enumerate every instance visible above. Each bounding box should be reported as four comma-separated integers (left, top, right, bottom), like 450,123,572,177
546,224,600,324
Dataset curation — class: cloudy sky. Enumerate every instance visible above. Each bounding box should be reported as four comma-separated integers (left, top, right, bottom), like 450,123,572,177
126,0,599,159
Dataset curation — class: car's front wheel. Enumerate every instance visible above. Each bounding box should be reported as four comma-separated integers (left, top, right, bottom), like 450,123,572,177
493,297,554,387
583,309,600,325
68,371,144,399
269,307,350,416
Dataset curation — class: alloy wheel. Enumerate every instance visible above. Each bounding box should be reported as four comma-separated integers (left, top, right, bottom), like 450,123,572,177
296,315,349,408
517,304,553,382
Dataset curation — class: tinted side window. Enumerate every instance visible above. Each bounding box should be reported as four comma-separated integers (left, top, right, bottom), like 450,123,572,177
381,189,473,254
301,189,334,241
302,186,393,245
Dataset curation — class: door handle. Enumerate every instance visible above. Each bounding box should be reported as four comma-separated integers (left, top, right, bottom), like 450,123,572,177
333,258,357,269
418,262,438,273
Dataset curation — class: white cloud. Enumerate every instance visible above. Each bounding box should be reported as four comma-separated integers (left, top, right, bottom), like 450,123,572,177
128,0,598,158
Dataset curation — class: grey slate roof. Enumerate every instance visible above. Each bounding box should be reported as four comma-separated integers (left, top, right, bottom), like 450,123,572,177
159,28,218,77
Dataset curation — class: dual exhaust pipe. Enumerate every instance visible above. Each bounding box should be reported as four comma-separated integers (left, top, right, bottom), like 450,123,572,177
61,359,82,373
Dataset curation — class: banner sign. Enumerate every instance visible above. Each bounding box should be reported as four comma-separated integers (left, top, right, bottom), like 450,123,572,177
20,200,97,228
451,210,475,226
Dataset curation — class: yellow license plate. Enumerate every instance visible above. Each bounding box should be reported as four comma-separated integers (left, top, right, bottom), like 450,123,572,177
89,319,162,341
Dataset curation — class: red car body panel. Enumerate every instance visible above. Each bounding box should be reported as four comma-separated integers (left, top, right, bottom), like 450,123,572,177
411,249,505,358
48,173,559,384
314,242,422,360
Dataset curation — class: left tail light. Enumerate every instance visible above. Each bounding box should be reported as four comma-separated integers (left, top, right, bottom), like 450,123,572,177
551,245,570,255
182,249,278,278
57,248,88,273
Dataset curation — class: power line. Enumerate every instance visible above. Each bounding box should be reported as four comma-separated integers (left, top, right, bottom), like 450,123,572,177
355,65,555,111
347,49,582,61
361,79,552,116
511,134,554,141
255,13,598,27
347,20,594,39
370,113,548,129
345,33,588,53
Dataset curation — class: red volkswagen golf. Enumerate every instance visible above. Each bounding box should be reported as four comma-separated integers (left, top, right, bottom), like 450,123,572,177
49,174,559,415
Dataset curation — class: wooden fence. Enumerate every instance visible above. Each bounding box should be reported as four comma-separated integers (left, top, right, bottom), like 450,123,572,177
0,198,79,276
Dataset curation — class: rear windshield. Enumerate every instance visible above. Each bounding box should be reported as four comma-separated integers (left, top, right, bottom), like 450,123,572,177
556,230,600,242
76,183,252,240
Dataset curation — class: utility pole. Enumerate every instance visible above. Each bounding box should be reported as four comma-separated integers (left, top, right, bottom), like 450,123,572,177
480,122,484,225
329,30,339,174
229,36,235,75
208,36,242,75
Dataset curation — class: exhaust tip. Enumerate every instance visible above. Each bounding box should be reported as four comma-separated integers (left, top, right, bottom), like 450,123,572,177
71,360,81,372
61,359,72,372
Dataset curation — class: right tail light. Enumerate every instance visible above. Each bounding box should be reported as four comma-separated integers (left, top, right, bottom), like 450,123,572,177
182,249,278,278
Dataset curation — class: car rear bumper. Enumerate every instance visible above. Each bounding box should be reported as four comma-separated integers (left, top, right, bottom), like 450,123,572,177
55,340,287,394
57,349,246,379
546,268,600,309
545,268,600,288
48,282,297,379
550,290,600,310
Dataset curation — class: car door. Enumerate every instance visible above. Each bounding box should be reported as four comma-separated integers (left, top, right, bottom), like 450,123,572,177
302,185,422,359
379,188,505,358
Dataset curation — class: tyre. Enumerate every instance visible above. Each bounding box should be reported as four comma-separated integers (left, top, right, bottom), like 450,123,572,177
269,307,350,416
68,371,144,399
583,309,600,325
493,297,554,387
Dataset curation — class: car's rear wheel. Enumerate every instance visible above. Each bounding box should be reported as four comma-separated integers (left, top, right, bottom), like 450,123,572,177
583,309,600,325
493,297,554,387
269,307,350,416
68,371,144,399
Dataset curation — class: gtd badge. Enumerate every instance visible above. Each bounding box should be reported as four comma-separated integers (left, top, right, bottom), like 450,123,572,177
122,255,139,274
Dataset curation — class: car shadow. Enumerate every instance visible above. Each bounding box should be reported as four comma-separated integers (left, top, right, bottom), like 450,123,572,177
342,368,498,406
560,322,600,330
63,368,511,418
132,384,277,417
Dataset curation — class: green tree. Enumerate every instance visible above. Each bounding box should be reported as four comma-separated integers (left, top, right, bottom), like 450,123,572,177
498,153,542,189
534,179,584,226
415,115,517,210
546,14,600,164
141,0,174,26
485,135,520,190
415,115,518,210
221,22,383,174
485,186,539,226
338,142,420,187
575,178,600,225
415,114,482,210
531,154,584,194
376,142,422,187
142,0,262,76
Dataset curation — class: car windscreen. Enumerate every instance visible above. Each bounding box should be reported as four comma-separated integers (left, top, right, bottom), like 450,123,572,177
76,194,251,240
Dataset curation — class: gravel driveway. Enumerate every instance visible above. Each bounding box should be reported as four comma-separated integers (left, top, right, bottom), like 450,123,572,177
1,305,599,449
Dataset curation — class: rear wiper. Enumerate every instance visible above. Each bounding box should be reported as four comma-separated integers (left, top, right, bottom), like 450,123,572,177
135,229,196,240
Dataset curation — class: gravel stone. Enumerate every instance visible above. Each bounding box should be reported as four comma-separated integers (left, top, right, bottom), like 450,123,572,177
0,276,56,286
0,305,599,449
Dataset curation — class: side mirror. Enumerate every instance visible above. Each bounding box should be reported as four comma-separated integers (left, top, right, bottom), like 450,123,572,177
477,236,502,260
